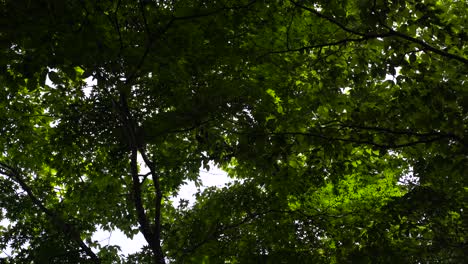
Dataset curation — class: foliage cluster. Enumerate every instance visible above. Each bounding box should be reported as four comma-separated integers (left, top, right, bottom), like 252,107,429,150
0,0,466,263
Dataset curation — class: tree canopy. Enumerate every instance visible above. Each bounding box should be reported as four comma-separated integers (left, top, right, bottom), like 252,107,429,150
0,0,466,263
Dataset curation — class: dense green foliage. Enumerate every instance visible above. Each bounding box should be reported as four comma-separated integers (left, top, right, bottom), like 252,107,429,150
0,0,466,263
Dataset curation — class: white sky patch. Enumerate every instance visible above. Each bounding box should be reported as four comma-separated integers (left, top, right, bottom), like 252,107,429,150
45,69,95,98
172,162,232,206
49,119,60,128
386,150,420,187
385,66,402,81
45,69,56,87
91,228,146,256
83,76,96,98
340,87,351,94
398,166,419,186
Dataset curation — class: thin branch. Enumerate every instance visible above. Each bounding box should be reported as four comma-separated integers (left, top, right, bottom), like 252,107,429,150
290,0,369,37
183,208,297,256
172,0,257,21
0,162,100,263
264,37,369,56
138,0,151,37
112,10,124,53
129,148,155,249
126,0,257,85
182,209,275,255
139,171,152,183
125,18,175,85
291,0,468,65
385,26,468,65
274,131,449,149
286,12,295,51
217,125,453,149
138,147,165,263
336,123,462,141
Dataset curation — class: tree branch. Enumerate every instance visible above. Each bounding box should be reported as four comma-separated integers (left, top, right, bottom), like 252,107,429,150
218,125,454,150
139,147,165,264
272,131,450,149
290,0,468,65
329,123,462,141
126,0,257,85
116,91,166,263
0,162,100,263
129,148,157,251
385,26,468,65
264,37,369,56
290,0,368,37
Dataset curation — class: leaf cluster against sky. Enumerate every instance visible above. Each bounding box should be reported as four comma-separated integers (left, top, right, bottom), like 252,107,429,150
0,0,466,263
